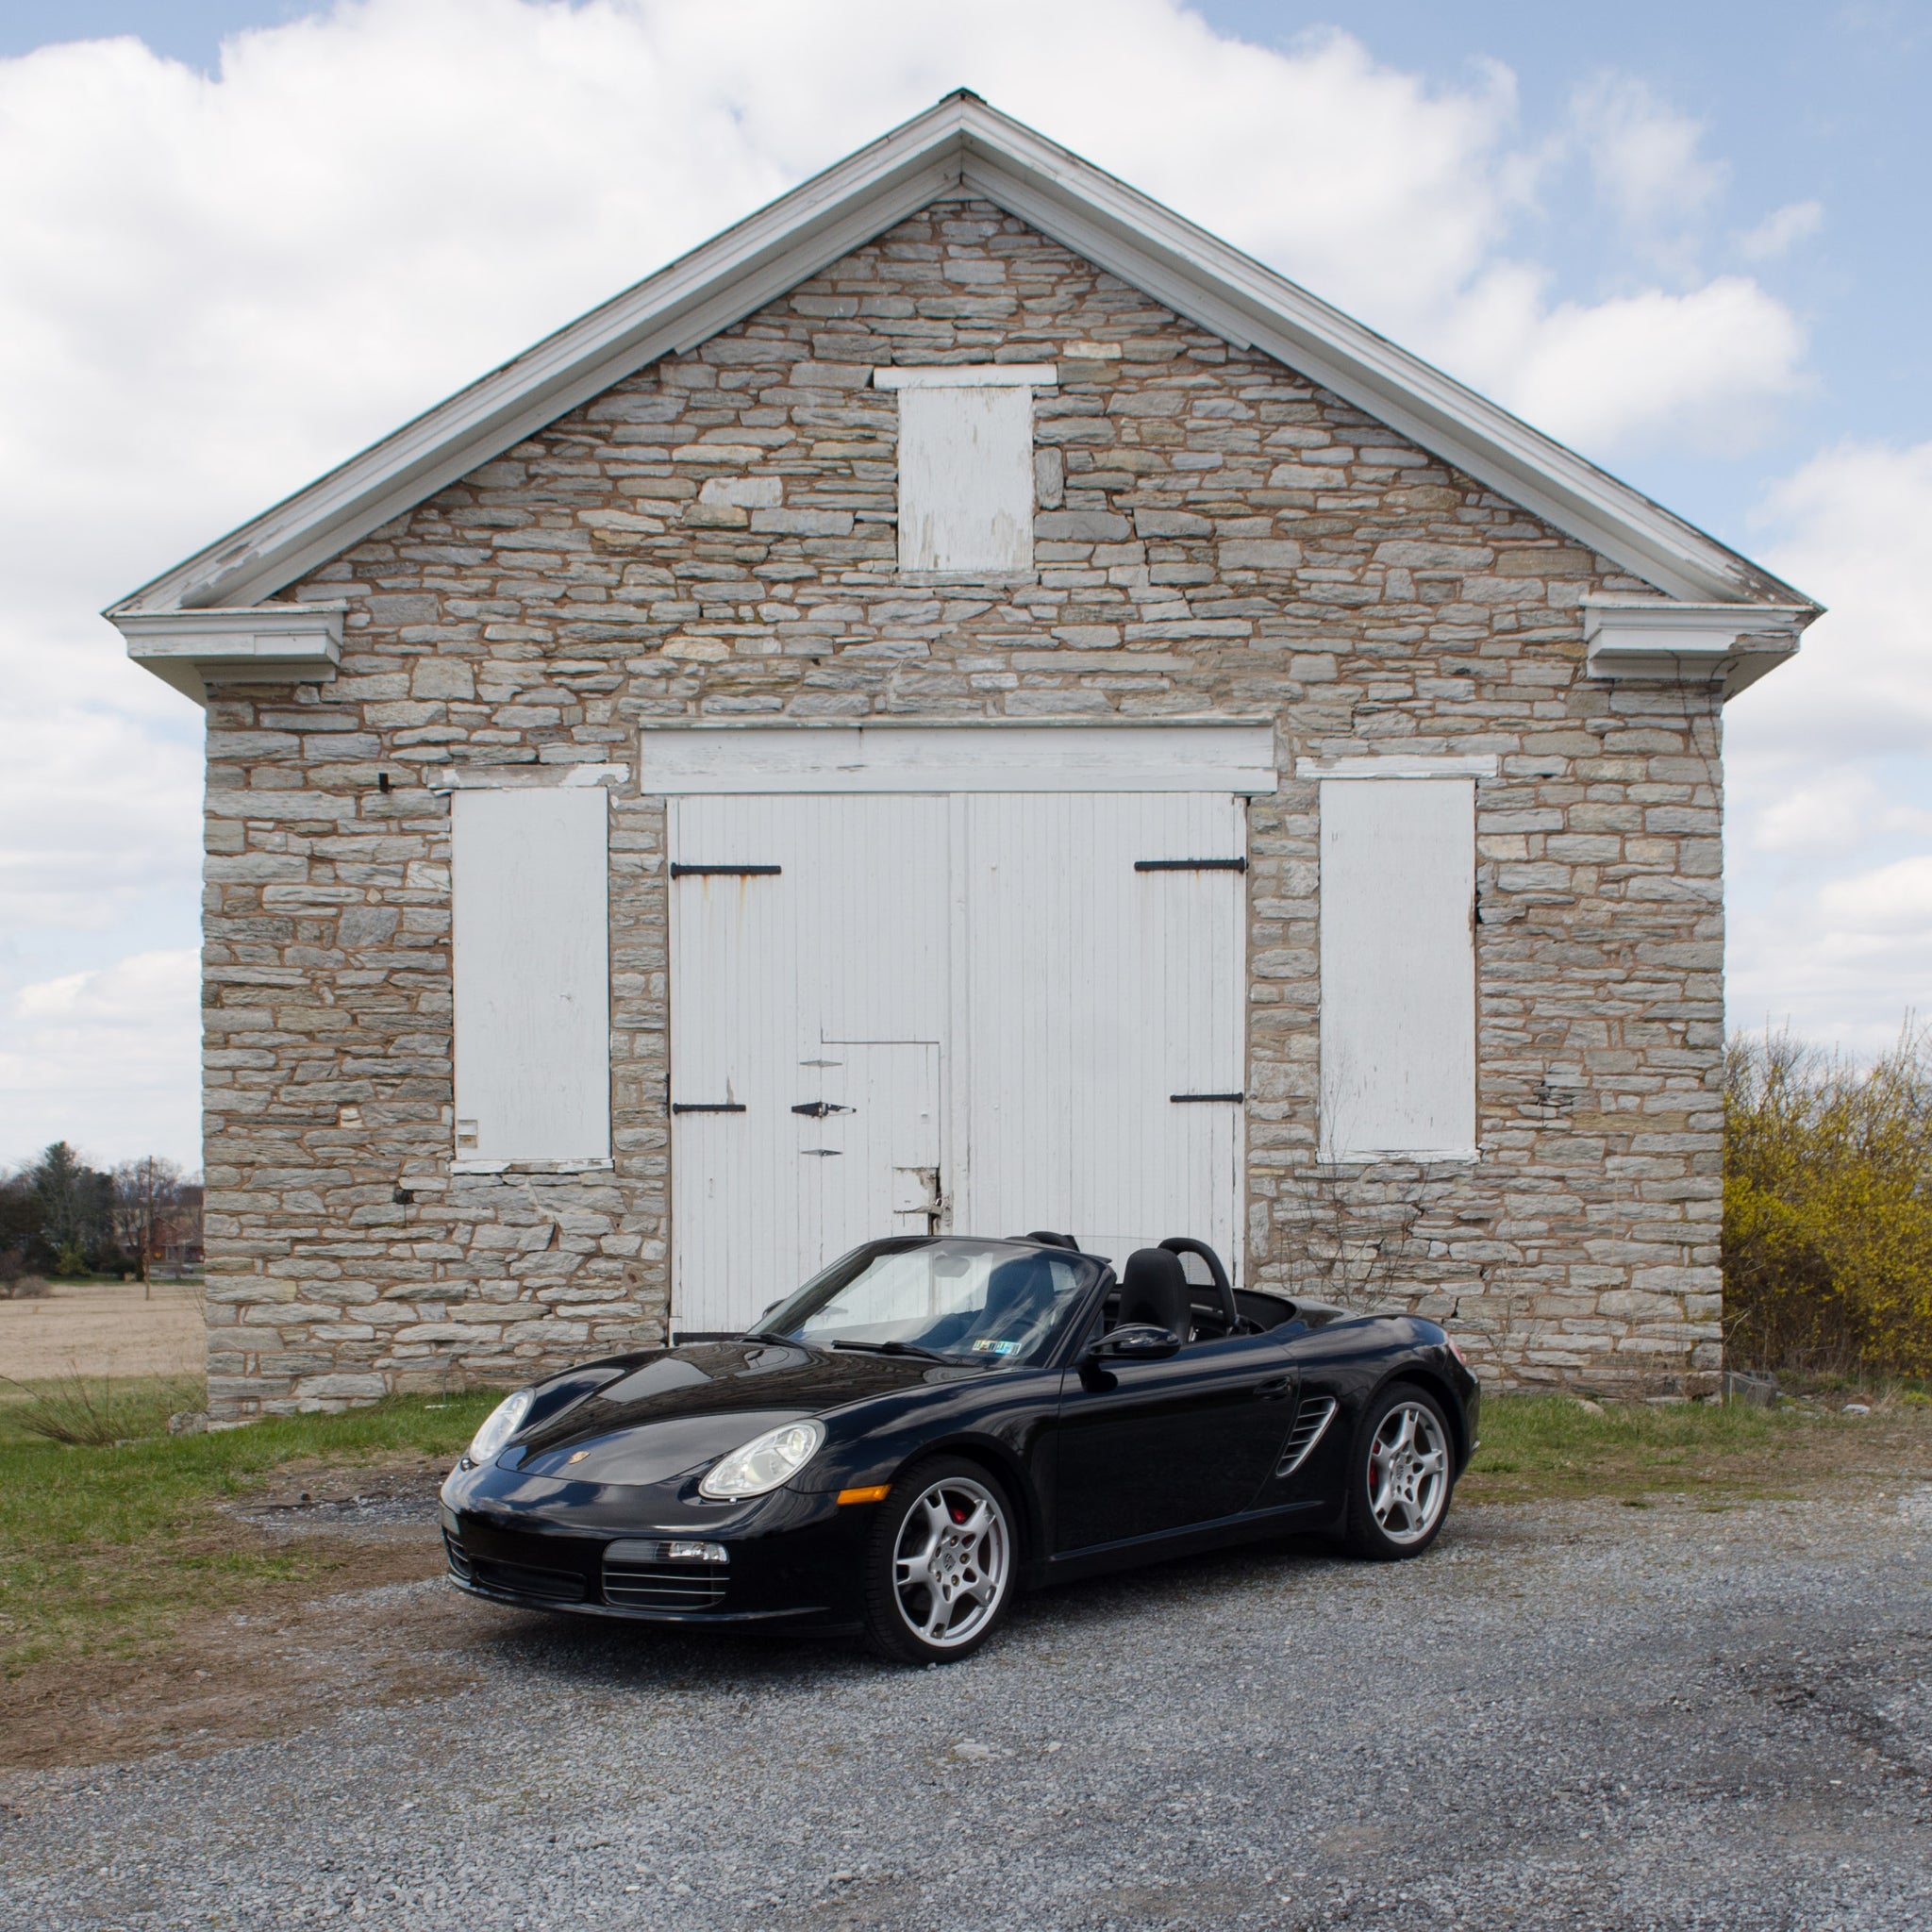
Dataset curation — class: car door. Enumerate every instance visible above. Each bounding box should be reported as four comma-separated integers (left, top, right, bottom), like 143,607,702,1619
1052,1330,1298,1552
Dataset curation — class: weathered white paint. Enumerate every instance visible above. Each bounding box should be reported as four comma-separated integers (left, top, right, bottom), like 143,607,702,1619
668,790,1247,1329
1319,777,1476,1162
874,363,1058,388
433,763,629,792
668,794,950,1334
1581,596,1808,698
450,787,610,1165
638,722,1277,795
113,604,344,705
897,383,1036,575
1294,753,1498,780
949,791,1247,1274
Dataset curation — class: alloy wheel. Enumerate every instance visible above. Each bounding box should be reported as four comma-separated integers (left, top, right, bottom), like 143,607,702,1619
891,1474,1010,1649
1367,1399,1449,1544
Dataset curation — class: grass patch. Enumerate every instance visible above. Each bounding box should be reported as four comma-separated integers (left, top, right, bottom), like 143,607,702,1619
0,1386,500,1676
1463,1392,1932,1505
0,1372,206,1445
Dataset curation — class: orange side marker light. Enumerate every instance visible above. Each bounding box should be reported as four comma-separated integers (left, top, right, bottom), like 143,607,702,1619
837,1484,891,1506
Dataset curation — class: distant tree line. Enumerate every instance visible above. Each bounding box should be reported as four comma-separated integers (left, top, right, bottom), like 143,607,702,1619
1724,1022,1932,1377
0,1142,203,1292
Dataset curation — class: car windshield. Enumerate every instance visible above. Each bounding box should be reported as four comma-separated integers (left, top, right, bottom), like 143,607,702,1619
756,1240,1095,1367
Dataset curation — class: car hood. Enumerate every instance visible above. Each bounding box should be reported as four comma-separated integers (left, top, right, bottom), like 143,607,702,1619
499,1341,954,1487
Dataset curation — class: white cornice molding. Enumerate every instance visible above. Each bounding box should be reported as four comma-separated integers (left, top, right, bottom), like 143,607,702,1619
636,720,1278,795
1582,596,1811,699
108,90,1821,688
112,604,345,706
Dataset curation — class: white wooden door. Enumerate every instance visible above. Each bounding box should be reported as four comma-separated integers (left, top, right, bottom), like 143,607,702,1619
668,795,947,1332
950,792,1246,1276
669,789,1246,1331
800,1041,942,1263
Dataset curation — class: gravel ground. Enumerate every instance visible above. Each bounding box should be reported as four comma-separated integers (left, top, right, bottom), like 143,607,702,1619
4,1486,1929,1931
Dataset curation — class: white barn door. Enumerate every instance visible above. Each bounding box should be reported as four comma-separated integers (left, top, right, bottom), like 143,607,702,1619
669,789,1246,1331
951,792,1246,1276
668,795,947,1333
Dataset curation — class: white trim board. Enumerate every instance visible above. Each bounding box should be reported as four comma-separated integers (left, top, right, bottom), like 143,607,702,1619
1295,754,1499,780
107,91,1819,656
637,722,1277,795
874,363,1057,388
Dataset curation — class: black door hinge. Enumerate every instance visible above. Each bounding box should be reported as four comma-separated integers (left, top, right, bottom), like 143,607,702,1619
791,1101,854,1118
670,863,782,878
1135,858,1247,873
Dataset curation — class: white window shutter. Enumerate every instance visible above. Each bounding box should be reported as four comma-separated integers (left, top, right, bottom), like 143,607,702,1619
1319,778,1476,1160
896,384,1035,573
450,787,610,1163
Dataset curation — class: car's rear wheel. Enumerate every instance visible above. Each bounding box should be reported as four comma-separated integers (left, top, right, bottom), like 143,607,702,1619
1341,1382,1455,1559
862,1458,1016,1664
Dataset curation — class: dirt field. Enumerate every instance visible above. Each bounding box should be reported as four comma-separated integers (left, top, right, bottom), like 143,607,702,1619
0,1278,204,1381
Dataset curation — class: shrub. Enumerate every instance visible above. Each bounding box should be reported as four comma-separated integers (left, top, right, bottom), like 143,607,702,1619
1724,1023,1932,1376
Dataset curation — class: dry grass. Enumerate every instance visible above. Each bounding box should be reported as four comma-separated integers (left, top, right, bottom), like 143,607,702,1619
1462,1390,1932,1506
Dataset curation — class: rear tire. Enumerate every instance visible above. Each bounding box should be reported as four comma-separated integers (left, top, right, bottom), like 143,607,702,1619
1341,1382,1455,1560
861,1457,1018,1665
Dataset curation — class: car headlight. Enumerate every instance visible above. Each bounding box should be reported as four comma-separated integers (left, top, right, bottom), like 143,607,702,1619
466,1388,534,1466
698,1419,825,1500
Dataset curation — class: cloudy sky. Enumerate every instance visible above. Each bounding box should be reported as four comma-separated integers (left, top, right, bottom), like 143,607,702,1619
2,0,1926,1172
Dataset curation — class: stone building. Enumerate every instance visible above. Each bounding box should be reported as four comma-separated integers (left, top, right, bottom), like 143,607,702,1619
110,94,1817,1420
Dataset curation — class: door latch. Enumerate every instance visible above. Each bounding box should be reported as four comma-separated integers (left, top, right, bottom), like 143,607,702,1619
791,1101,853,1118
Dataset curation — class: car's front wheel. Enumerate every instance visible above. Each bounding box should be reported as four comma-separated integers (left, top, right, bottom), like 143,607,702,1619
1341,1382,1456,1559
861,1457,1017,1664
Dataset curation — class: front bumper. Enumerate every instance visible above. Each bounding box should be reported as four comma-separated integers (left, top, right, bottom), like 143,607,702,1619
439,1460,873,1633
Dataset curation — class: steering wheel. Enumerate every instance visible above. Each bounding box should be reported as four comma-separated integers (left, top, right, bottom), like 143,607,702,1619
1159,1238,1243,1336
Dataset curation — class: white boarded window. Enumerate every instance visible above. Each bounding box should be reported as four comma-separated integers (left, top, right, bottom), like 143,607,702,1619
880,369,1043,575
1319,777,1475,1160
450,787,610,1164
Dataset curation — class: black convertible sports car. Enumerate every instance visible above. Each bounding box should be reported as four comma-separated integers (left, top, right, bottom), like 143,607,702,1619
440,1233,1480,1663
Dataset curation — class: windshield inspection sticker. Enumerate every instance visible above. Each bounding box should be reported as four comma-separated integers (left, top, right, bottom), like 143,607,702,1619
971,1339,1019,1355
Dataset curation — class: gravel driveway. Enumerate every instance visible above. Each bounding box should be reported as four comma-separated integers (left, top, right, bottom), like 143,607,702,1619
5,1487,1930,1931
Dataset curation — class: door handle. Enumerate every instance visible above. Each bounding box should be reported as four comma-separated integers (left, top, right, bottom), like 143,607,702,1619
1252,1376,1292,1400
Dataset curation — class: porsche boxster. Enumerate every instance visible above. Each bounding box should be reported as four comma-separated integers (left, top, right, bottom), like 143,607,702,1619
440,1233,1479,1663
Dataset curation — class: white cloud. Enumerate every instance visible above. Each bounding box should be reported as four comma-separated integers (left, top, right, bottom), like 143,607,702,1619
0,0,1850,1148
1445,274,1807,456
1724,440,1932,1052
1571,73,1727,242
1740,197,1824,262
1,952,202,1170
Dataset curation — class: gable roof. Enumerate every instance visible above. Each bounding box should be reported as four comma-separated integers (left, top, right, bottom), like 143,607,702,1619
108,89,1816,623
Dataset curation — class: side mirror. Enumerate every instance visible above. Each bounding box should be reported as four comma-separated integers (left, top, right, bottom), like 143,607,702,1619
1091,1323,1182,1362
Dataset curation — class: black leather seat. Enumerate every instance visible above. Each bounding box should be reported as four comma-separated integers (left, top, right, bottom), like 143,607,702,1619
1116,1247,1191,1342
982,1253,1057,1329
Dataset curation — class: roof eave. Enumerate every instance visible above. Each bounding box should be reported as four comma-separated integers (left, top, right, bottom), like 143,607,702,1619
107,88,1819,635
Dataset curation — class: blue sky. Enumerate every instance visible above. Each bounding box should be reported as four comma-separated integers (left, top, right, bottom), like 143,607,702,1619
1,1,1926,1168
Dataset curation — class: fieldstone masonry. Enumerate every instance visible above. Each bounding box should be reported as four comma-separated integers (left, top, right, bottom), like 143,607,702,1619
200,200,1724,1418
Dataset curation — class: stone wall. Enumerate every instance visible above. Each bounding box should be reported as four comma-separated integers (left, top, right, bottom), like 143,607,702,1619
198,197,1724,1417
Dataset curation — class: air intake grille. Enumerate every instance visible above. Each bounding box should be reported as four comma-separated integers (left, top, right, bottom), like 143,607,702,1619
1276,1395,1339,1478
604,1548,728,1612
442,1529,473,1582
468,1555,589,1604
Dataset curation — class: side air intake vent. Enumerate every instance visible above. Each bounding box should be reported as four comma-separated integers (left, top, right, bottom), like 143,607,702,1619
469,1555,588,1604
1276,1395,1339,1478
442,1529,474,1582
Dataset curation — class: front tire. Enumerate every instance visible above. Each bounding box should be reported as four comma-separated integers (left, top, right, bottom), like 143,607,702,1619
861,1457,1017,1665
1341,1382,1455,1559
